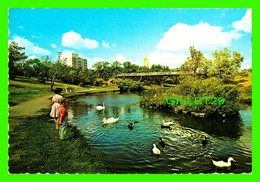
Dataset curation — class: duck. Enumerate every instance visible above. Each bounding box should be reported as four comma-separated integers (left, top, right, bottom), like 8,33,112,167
161,120,173,127
152,143,161,155
201,136,208,147
96,102,105,111
159,137,165,148
212,157,236,167
128,121,138,130
102,117,119,125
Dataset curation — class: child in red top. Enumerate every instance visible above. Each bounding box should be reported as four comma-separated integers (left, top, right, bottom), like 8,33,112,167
58,98,69,140
58,100,68,124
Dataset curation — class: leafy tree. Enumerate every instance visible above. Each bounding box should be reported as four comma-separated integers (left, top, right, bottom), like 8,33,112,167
93,61,111,80
212,48,244,82
110,61,122,77
150,64,169,72
122,61,139,73
8,41,28,78
181,46,204,74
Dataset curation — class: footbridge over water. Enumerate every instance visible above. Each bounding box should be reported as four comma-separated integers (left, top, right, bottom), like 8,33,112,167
117,72,189,78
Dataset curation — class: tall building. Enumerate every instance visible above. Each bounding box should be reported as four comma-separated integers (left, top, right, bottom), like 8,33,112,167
144,56,149,68
57,52,87,70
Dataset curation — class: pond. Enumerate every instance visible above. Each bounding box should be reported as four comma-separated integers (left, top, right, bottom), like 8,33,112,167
68,93,252,174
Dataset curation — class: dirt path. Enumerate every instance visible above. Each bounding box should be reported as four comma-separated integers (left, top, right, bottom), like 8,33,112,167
8,93,53,132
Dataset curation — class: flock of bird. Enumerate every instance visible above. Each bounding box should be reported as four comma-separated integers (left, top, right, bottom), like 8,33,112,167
96,102,236,168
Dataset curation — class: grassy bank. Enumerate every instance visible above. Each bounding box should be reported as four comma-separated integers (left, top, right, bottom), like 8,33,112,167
8,76,119,173
9,76,120,106
9,115,108,174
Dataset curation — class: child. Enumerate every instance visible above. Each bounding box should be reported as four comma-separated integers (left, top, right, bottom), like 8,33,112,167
57,98,69,140
50,88,63,129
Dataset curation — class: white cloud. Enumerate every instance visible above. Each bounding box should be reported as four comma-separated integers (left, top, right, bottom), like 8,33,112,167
112,43,116,47
249,48,252,53
102,40,111,48
232,9,252,33
243,59,252,64
111,53,126,61
93,57,105,62
62,31,99,49
148,51,187,68
12,36,51,55
156,23,242,51
51,43,57,49
241,64,252,69
28,55,37,59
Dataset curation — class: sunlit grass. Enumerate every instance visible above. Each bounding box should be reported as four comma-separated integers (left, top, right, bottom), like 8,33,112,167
9,115,108,174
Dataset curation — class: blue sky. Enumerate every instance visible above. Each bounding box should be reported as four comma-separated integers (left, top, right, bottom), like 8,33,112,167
8,8,252,69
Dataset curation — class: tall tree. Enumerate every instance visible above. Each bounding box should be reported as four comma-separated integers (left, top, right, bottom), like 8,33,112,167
8,41,28,79
181,46,204,74
212,48,244,82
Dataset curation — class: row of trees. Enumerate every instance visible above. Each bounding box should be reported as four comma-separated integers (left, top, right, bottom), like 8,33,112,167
181,46,245,82
9,41,249,86
9,41,172,85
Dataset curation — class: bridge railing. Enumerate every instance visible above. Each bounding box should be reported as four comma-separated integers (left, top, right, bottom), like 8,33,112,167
117,72,189,77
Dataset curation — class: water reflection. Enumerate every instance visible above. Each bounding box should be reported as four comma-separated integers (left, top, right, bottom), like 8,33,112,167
68,93,252,174
175,114,244,139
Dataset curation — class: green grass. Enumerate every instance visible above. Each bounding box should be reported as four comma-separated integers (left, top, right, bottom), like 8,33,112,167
8,83,50,106
8,115,108,174
8,76,120,106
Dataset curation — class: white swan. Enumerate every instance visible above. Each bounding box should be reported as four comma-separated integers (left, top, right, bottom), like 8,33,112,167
102,117,119,125
152,143,161,155
162,120,173,127
96,102,105,111
212,157,236,167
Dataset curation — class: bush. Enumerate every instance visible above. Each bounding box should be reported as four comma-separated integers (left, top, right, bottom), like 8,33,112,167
94,78,105,86
140,77,241,116
116,79,144,92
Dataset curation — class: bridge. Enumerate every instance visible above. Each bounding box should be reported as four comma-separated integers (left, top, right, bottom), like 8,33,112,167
117,72,188,78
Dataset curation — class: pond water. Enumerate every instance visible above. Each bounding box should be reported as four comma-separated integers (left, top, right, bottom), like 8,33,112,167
68,93,252,174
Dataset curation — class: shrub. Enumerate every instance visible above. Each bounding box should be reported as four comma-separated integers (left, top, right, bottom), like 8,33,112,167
116,79,144,92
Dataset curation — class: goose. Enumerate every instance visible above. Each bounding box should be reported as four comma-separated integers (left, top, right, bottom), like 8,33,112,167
128,120,138,130
159,137,165,148
96,102,105,111
102,117,119,125
212,157,236,167
201,136,208,147
152,143,161,155
162,120,173,127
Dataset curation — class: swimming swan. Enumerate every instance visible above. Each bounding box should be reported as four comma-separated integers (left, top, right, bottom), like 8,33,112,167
212,157,236,167
152,143,161,155
102,117,119,125
96,102,105,111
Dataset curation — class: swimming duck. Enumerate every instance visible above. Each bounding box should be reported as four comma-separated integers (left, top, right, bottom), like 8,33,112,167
212,157,236,167
96,102,105,111
159,137,165,148
128,121,138,130
102,117,119,125
201,136,208,147
161,120,173,127
152,143,161,155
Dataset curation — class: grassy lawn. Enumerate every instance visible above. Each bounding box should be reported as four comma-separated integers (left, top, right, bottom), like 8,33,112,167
233,72,252,106
9,115,108,173
8,76,119,106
